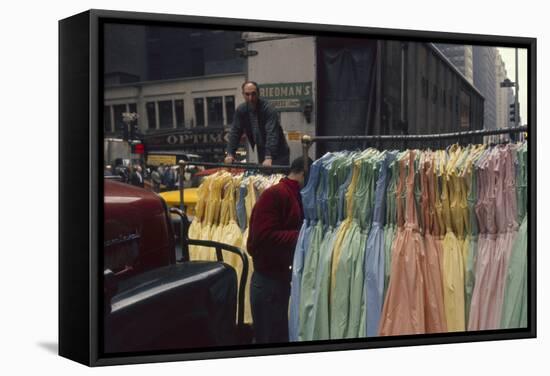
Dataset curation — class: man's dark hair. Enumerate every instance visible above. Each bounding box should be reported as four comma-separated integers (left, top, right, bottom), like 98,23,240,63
242,80,259,92
289,156,313,174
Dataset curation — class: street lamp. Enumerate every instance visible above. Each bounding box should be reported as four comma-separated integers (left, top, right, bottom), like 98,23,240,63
500,78,515,88
499,49,520,128
122,112,139,141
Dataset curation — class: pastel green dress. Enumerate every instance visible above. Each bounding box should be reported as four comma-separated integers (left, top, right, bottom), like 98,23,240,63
501,143,528,328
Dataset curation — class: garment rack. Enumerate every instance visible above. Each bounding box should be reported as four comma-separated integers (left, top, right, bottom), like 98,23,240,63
300,125,528,176
180,160,290,172
174,160,290,258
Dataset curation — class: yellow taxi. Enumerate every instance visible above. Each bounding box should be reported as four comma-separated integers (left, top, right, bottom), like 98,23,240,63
159,188,198,217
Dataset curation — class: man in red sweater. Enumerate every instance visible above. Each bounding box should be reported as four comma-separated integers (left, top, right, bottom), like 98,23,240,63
247,156,312,344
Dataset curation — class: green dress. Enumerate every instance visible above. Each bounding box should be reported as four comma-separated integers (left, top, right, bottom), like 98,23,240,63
383,153,401,298
299,154,337,341
501,143,528,328
331,151,379,339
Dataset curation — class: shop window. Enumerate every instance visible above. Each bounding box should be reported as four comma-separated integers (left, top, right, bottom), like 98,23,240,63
113,104,126,132
175,99,185,128
159,100,173,129
225,96,235,125
128,103,138,125
146,102,156,129
194,98,205,127
104,106,112,133
207,96,223,127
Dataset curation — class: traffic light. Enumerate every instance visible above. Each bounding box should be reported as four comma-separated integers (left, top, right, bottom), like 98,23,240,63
122,123,129,141
509,103,516,123
130,123,139,140
131,142,145,154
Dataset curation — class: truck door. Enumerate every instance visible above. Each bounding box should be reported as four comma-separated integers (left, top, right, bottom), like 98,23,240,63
316,37,378,157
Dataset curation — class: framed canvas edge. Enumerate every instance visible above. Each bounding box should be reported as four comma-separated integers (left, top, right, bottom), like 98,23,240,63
58,8,538,367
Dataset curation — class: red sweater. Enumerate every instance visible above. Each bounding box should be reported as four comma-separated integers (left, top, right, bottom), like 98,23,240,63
247,178,303,281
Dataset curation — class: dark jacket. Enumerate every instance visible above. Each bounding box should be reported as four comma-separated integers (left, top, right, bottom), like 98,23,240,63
227,98,290,165
247,178,303,282
130,171,144,187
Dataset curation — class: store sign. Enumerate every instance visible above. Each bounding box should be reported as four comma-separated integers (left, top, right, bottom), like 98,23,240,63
145,128,229,147
259,82,313,112
286,131,303,141
165,132,228,145
143,128,231,162
146,155,176,166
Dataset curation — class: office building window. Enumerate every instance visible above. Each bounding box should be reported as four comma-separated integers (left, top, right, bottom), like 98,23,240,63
191,48,205,76
207,96,223,127
113,104,126,132
128,103,138,125
421,77,429,99
225,96,235,125
159,100,174,129
146,102,157,129
175,99,185,128
104,106,112,133
194,98,205,127
460,90,471,128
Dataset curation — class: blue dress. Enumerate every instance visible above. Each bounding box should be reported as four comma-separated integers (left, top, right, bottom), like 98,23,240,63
364,152,395,336
288,154,326,341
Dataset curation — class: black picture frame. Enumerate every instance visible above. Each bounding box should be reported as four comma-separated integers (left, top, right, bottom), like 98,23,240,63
59,8,536,366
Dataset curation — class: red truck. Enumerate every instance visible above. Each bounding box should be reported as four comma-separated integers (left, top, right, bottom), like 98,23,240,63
103,180,249,353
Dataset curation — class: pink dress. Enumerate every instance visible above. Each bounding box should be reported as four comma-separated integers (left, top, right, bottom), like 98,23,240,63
379,152,427,336
468,146,518,330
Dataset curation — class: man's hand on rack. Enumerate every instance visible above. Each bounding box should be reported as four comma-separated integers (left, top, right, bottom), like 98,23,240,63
262,158,272,167
224,155,235,164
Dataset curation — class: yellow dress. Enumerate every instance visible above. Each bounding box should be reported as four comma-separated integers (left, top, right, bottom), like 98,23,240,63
188,173,216,260
188,187,205,257
219,176,253,324
441,147,466,332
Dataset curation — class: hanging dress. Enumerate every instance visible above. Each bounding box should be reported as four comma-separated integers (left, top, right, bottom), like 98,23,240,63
219,177,251,324
462,145,485,325
330,154,361,339
299,154,338,341
383,153,400,298
492,145,519,327
210,173,233,249
468,148,499,330
420,151,447,333
441,147,466,332
289,154,327,341
188,172,210,259
501,143,528,328
379,151,427,336
364,151,395,337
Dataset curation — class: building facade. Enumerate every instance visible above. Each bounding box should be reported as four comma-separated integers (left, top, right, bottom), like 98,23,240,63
495,51,514,130
104,73,245,135
473,46,497,131
437,44,517,134
434,44,474,84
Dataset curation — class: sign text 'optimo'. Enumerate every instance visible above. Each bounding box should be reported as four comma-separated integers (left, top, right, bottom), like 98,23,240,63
259,82,313,112
165,132,229,145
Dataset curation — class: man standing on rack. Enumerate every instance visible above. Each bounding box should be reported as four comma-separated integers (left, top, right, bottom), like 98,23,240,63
224,81,290,167
247,156,312,343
